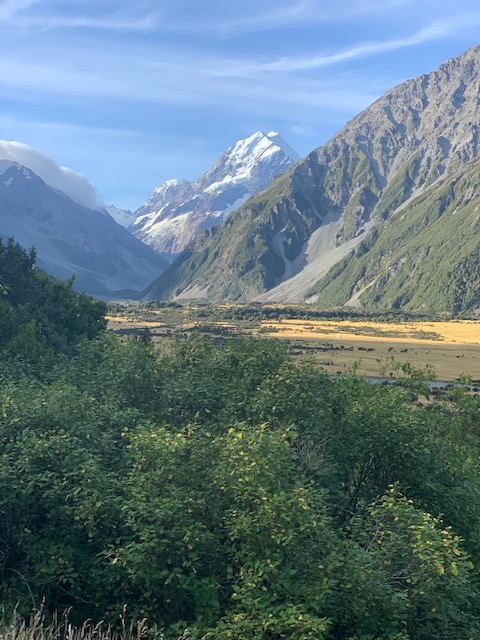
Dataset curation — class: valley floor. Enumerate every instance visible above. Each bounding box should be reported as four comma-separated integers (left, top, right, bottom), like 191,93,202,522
107,305,480,383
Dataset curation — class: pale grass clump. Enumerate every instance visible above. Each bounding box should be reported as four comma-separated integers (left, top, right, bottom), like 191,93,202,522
0,607,151,640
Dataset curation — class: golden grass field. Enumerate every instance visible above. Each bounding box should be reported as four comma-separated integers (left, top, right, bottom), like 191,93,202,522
256,320,480,382
260,319,480,344
107,309,480,383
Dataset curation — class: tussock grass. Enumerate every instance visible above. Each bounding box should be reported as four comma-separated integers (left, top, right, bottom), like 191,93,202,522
259,319,480,344
0,608,149,640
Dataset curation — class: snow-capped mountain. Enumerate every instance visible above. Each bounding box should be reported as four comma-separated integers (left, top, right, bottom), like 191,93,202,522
0,160,167,297
130,131,300,261
105,204,136,228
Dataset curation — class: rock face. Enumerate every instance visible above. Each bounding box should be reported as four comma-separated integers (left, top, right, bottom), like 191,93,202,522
0,161,167,298
130,131,300,262
145,45,480,313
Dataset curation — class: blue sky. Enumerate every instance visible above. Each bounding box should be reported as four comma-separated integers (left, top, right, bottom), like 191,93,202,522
1,0,479,210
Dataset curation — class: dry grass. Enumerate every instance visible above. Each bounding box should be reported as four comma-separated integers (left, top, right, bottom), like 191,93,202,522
296,339,479,381
107,307,480,383
257,320,480,381
0,609,150,640
105,316,165,327
259,319,480,345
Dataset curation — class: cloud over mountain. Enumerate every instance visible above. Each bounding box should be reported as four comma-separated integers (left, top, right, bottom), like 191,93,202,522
0,140,100,209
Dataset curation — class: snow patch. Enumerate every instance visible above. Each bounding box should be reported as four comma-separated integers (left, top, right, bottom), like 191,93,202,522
153,178,190,194
203,174,249,194
105,205,136,228
136,212,191,251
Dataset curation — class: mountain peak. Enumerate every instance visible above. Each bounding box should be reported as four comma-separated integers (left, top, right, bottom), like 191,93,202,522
131,131,300,260
0,160,35,181
200,130,300,194
105,204,136,228
265,131,301,162
452,43,480,61
223,130,300,168
0,159,19,174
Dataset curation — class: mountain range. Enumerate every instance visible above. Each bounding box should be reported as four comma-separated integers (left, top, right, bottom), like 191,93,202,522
2,45,480,312
130,131,300,262
0,160,167,297
146,45,480,313
0,132,299,298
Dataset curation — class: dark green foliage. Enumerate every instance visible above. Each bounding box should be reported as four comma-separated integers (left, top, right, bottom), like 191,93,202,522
0,237,106,365
189,301,446,323
371,151,421,223
2,326,480,638
2,259,480,638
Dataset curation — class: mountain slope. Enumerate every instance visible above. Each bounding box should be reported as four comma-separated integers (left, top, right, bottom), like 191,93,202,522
0,161,167,297
130,131,300,261
309,160,480,313
145,45,480,310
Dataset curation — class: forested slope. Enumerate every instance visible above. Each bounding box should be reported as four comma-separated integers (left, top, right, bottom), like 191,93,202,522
0,237,106,361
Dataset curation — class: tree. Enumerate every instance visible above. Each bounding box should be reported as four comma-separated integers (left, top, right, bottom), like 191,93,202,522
0,237,106,363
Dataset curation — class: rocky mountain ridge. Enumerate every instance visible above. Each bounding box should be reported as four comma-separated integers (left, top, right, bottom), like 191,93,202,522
144,45,480,313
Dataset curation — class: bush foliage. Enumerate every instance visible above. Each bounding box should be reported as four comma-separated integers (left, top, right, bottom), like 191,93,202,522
1,241,480,639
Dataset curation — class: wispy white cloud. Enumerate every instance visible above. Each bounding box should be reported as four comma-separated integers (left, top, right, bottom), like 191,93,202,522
2,9,477,119
0,0,158,32
343,0,414,15
0,51,379,119
208,14,480,76
13,10,158,32
203,1,314,38
0,0,42,22
0,0,472,49
154,0,417,37
290,123,314,136
0,0,416,36
0,114,137,139
413,11,480,40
